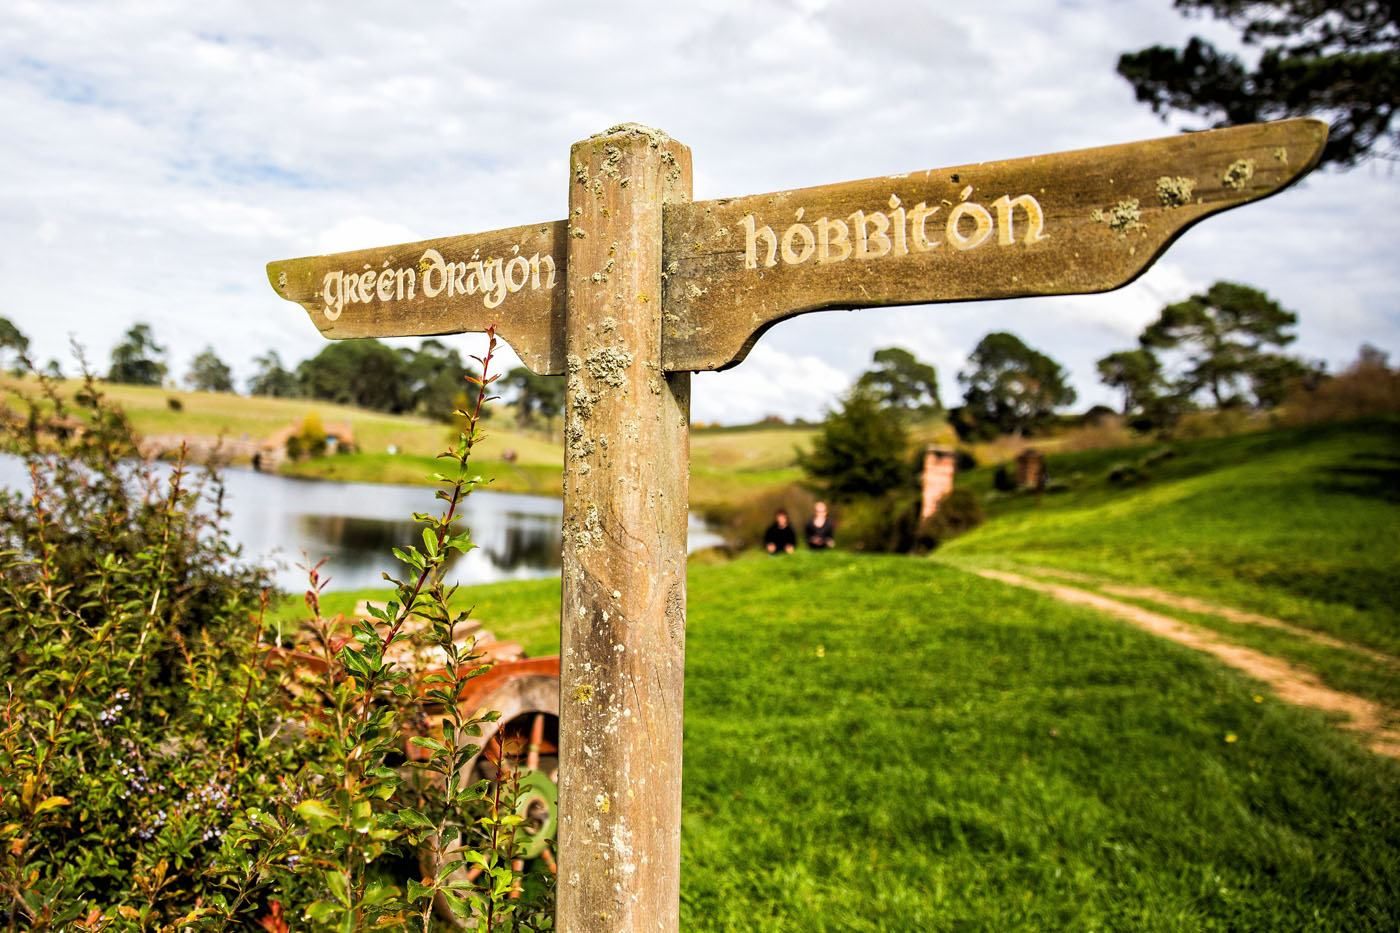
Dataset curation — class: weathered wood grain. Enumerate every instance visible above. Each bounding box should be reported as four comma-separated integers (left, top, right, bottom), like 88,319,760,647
660,118,1327,372
556,125,693,933
265,220,567,374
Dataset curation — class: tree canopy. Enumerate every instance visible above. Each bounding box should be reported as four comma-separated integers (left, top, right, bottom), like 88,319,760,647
504,366,565,429
247,350,300,398
854,347,942,416
1140,280,1299,407
0,317,30,374
958,332,1077,436
107,323,167,386
399,339,474,422
798,387,912,501
296,339,412,413
186,346,234,393
1118,1,1399,167
1097,348,1165,416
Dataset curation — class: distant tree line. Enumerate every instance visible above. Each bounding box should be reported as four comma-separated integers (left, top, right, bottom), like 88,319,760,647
0,318,567,429
0,276,1374,438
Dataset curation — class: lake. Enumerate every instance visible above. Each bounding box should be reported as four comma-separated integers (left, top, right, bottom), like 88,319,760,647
0,455,722,592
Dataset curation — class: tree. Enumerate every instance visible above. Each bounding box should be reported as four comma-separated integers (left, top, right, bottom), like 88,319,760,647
854,347,942,416
958,332,1077,436
1118,2,1399,167
504,366,566,429
1140,281,1298,407
0,317,30,374
400,339,472,422
297,339,411,412
1097,348,1165,415
1249,352,1322,408
186,346,235,393
247,350,300,398
797,387,912,501
107,323,167,386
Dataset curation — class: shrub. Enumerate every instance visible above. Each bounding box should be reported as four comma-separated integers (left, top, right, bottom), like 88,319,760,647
298,411,327,458
1,372,284,924
0,337,549,929
918,489,984,550
836,493,920,553
1107,461,1149,486
1282,345,1400,425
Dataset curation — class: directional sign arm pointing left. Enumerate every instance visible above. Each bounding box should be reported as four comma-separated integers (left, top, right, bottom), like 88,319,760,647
267,219,569,375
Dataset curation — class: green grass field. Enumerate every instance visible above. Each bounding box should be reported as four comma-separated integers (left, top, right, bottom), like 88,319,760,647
279,554,1399,930
2,376,816,510
943,419,1400,657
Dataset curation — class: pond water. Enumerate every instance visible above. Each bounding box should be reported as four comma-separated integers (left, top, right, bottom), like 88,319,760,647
0,455,722,592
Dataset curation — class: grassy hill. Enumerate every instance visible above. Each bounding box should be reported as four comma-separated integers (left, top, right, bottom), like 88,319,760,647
941,419,1400,696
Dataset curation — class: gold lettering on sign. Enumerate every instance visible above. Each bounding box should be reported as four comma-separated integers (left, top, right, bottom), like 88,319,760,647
742,190,1048,270
318,246,558,320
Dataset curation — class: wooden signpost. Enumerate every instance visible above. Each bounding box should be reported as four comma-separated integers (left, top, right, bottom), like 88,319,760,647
268,117,1326,931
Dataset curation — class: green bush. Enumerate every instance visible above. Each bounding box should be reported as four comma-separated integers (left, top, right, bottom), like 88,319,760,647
1,374,287,925
0,342,551,929
918,488,985,549
835,493,920,553
298,411,328,458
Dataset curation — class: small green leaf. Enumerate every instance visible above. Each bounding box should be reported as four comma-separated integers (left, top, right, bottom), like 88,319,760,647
409,736,449,754
305,900,341,923
33,796,69,815
324,869,351,906
294,798,336,829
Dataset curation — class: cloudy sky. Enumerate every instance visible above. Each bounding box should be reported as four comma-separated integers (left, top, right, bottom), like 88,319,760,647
3,0,1396,424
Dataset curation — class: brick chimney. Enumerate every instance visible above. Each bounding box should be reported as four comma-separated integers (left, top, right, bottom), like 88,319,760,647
920,445,956,519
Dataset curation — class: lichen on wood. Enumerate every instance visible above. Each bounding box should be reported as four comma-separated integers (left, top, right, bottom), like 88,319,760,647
1155,176,1196,208
1222,158,1255,189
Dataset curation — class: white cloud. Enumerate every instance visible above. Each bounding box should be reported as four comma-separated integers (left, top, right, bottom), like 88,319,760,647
0,0,1394,414
693,344,848,424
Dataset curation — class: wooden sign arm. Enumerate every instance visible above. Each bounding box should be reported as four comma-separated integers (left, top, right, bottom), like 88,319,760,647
659,118,1328,373
266,219,570,375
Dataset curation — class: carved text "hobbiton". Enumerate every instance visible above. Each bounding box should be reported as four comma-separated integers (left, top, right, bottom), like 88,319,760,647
319,247,558,321
742,191,1049,270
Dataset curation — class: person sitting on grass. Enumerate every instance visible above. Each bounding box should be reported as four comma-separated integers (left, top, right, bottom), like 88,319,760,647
763,509,797,554
805,501,835,549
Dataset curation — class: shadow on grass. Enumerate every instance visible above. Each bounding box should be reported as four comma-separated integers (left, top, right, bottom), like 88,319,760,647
1318,453,1400,504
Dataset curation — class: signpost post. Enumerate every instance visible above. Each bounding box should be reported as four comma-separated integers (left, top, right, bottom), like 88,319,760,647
268,117,1326,931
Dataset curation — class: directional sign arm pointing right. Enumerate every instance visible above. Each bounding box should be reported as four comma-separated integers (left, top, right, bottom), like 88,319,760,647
659,118,1327,373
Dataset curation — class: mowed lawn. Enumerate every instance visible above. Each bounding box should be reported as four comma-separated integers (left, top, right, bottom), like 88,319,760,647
288,553,1400,930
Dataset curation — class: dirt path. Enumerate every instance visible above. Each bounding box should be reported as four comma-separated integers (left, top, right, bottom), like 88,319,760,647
975,567,1400,758
1022,566,1397,666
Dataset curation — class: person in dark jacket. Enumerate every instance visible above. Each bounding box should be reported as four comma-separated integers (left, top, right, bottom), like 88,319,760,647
805,501,835,549
763,509,797,554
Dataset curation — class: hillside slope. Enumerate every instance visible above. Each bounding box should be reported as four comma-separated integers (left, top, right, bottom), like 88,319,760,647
942,419,1400,657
